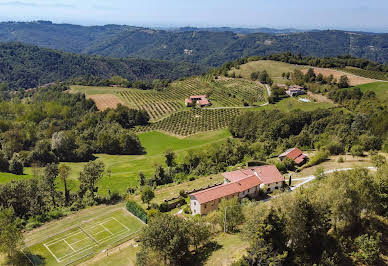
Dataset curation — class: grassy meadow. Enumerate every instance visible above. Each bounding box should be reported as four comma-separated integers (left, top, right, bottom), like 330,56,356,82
229,60,307,83
356,82,388,101
0,129,231,195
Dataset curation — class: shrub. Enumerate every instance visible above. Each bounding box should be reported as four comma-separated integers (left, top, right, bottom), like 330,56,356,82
307,151,329,167
324,142,344,155
337,156,344,163
126,200,147,223
183,205,192,214
351,145,364,157
352,234,381,265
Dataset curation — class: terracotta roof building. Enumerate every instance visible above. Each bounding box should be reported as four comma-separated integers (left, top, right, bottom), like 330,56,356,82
190,165,284,215
185,95,211,107
279,147,308,165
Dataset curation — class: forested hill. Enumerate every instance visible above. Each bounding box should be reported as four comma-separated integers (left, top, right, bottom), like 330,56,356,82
0,42,208,90
1,21,388,65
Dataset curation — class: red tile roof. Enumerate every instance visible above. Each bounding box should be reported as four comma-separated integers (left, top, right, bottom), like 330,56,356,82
222,169,255,182
190,95,207,99
252,165,285,184
191,175,262,204
294,154,307,164
185,98,193,104
280,147,303,160
192,165,284,204
198,99,210,106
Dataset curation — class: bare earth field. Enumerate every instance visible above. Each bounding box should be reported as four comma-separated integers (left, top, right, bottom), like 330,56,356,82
87,94,126,111
303,68,378,86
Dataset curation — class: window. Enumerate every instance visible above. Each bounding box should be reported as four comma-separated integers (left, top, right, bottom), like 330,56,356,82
194,202,196,206
275,186,278,190
267,188,270,192
193,209,196,214
204,204,207,209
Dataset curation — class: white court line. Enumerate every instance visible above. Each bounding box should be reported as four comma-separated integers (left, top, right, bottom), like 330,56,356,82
100,224,113,235
63,239,76,252
112,217,130,231
43,243,60,263
45,230,83,246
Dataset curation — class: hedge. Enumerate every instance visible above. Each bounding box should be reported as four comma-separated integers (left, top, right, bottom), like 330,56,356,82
126,200,147,223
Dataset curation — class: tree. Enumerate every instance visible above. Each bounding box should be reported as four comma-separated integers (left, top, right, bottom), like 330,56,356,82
9,153,23,175
141,185,155,207
187,216,211,253
138,172,146,187
371,154,386,168
351,145,364,157
0,208,23,258
242,207,288,265
164,149,176,167
286,190,330,261
250,71,259,81
0,151,9,172
218,197,244,233
338,75,349,88
138,214,191,264
42,163,59,207
58,164,71,206
79,160,105,202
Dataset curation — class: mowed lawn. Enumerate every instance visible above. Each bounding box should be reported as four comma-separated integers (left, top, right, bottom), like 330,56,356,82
356,82,388,102
0,129,231,195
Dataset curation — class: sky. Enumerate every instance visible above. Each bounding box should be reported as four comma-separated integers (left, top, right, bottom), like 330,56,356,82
0,0,387,32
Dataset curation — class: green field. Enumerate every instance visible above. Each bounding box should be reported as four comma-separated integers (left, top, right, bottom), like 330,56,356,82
0,130,231,194
229,60,306,83
25,208,144,266
356,82,388,101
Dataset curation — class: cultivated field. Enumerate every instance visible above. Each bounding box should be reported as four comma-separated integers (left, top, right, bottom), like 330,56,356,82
70,78,265,121
134,108,242,136
302,67,378,86
25,208,144,266
87,94,126,111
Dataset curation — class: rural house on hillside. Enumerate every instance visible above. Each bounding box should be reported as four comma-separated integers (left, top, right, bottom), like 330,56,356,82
286,85,306,97
185,95,211,107
189,165,284,215
279,147,308,166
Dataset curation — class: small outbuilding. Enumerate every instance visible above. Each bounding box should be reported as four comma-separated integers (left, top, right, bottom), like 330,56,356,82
279,147,308,166
185,95,211,107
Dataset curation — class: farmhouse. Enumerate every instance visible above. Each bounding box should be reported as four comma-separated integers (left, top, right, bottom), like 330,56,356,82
286,85,306,97
190,165,284,215
279,147,308,166
185,95,211,107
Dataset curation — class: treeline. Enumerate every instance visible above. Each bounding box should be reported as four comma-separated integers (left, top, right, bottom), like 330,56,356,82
230,108,387,158
0,85,148,175
69,75,171,91
0,42,208,90
210,52,388,77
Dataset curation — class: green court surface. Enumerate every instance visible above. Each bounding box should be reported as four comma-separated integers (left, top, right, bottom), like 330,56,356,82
25,209,145,265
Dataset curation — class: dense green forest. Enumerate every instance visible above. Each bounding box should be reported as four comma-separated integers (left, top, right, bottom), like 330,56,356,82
0,42,208,90
1,22,388,66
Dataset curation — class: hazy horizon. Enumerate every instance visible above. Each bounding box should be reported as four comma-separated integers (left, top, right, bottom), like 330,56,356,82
0,0,387,33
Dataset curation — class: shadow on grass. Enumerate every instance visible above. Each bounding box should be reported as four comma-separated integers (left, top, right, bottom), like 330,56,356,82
187,241,222,266
6,251,45,266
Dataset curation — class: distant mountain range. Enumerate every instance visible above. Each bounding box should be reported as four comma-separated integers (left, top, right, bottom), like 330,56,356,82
0,21,388,66
165,26,306,34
